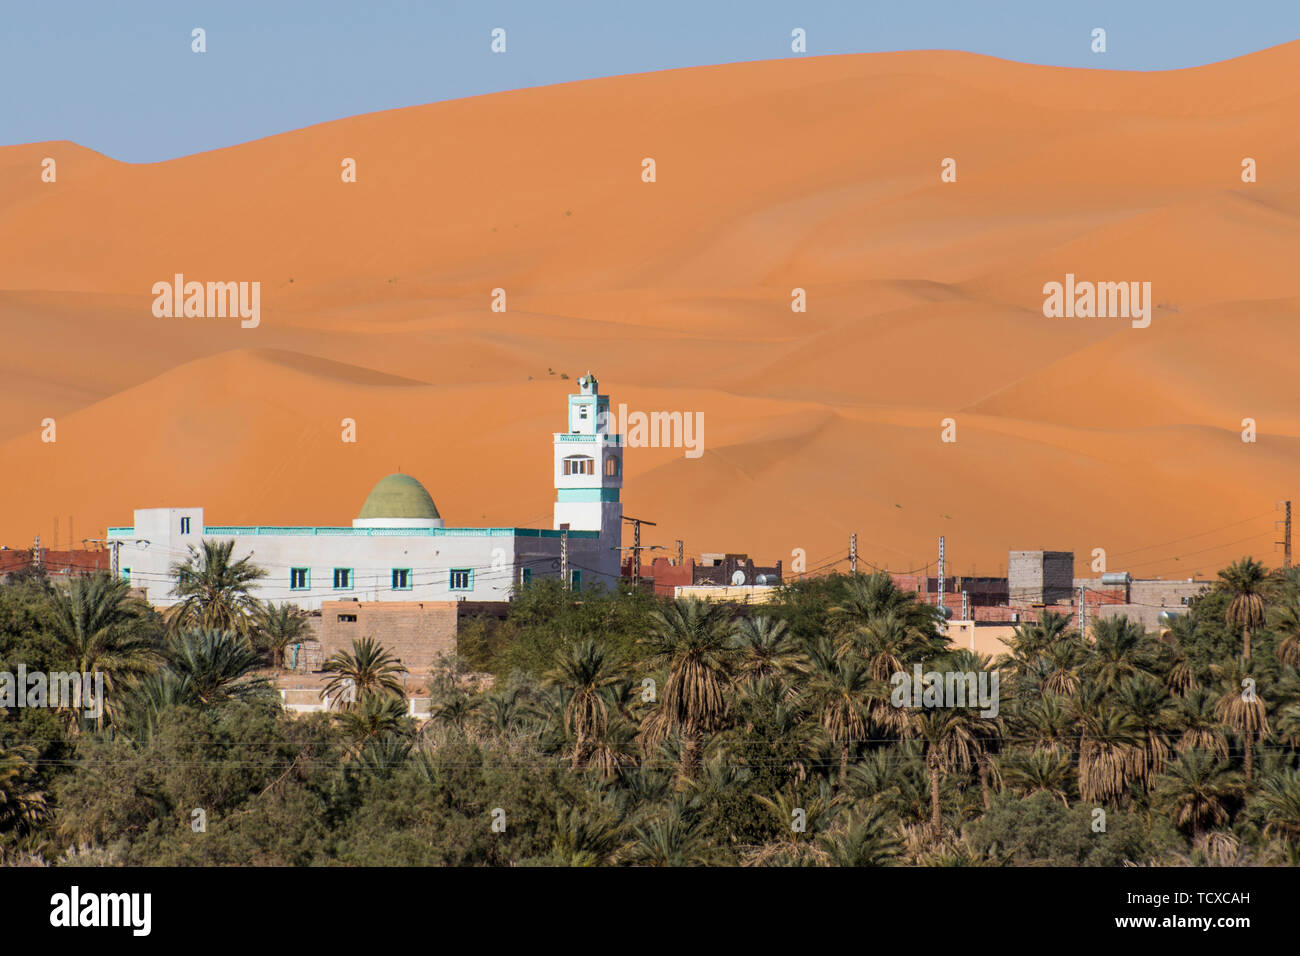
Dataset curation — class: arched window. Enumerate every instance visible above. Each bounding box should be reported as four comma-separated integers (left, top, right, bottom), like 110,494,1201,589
563,455,595,476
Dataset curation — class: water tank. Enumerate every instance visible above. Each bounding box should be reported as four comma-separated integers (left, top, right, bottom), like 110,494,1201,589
1158,609,1184,629
939,605,953,620
755,573,776,586
730,570,746,586
1101,572,1131,586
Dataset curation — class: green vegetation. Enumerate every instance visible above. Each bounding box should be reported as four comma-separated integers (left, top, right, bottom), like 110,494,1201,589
2,555,1300,866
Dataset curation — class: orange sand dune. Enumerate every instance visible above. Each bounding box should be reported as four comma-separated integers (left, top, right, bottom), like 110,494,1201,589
3,45,1300,579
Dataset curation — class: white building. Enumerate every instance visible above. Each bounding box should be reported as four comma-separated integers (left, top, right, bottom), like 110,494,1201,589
108,374,624,609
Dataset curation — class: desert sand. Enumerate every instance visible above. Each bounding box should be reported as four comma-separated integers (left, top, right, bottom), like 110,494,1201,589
2,46,1299,580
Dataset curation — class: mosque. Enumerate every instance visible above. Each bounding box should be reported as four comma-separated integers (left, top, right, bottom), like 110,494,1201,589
107,374,624,610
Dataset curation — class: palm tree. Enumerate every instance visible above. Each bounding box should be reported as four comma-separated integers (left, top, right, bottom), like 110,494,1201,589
1085,616,1156,690
321,636,407,709
551,805,624,866
730,615,804,683
908,708,993,841
806,641,878,782
1038,640,1085,697
1017,694,1073,753
1115,675,1173,789
46,571,158,730
168,539,267,638
1269,594,1300,670
1212,661,1269,782
855,610,937,683
817,806,903,866
1000,749,1073,806
547,640,619,770
640,598,734,780
163,626,274,707
1217,557,1269,660
0,743,49,835
428,694,475,734
1153,750,1242,842
1075,704,1142,804
337,690,411,741
1174,688,1229,758
473,688,532,739
1256,768,1300,844
831,572,940,638
255,602,311,670
625,807,711,866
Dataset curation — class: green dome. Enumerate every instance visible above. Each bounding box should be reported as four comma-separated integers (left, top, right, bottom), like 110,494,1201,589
357,473,440,520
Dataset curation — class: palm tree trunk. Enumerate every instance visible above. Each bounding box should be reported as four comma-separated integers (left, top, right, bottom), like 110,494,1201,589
929,761,942,839
1243,626,1252,660
682,731,701,780
978,760,991,811
573,727,586,770
840,743,850,784
1245,736,1254,782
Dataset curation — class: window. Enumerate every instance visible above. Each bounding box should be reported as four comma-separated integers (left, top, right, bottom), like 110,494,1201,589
449,568,473,591
521,568,532,586
391,568,412,590
563,455,595,476
570,570,582,592
180,516,191,534
333,568,352,590
290,567,310,590
604,456,620,477
121,568,131,583
337,613,357,623
579,406,589,419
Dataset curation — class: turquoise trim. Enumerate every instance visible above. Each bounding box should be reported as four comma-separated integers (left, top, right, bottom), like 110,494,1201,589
289,567,310,591
332,568,353,590
391,568,413,590
449,568,474,591
199,526,598,539
557,488,620,502
557,434,622,446
107,527,134,537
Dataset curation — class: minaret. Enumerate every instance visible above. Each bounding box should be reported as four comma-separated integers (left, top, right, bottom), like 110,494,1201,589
553,372,623,581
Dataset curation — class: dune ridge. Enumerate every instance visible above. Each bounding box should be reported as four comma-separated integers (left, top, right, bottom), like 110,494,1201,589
3,45,1300,578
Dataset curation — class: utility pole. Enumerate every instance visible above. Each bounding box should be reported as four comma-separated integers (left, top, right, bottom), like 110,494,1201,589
1277,500,1292,570
849,533,858,575
32,534,42,573
622,515,658,589
676,539,684,566
937,536,946,620
961,589,968,622
560,529,569,590
1078,585,1087,637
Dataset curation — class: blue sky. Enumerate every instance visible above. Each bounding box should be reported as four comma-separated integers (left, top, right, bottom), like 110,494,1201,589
3,1,1299,162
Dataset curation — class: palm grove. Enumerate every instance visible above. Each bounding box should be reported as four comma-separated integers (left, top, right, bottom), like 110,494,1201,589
2,541,1300,866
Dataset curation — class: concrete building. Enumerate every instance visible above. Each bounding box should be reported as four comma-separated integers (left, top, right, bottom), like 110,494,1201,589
1009,550,1075,606
106,374,624,610
0,546,108,581
633,553,783,598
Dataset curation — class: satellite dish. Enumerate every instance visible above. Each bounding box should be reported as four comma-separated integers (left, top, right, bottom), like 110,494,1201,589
730,570,746,586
